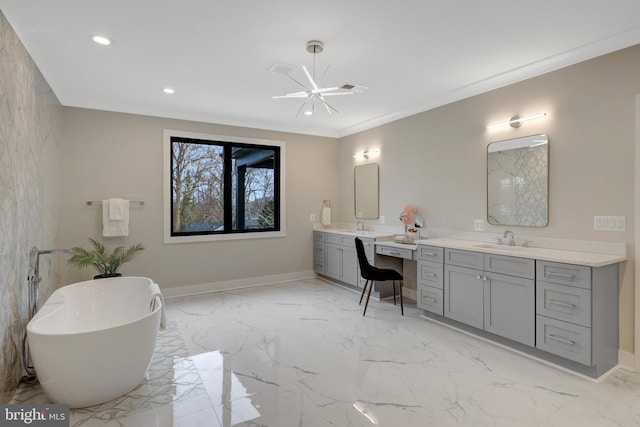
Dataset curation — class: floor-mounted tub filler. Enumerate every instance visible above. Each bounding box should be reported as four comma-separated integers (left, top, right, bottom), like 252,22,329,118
27,276,164,408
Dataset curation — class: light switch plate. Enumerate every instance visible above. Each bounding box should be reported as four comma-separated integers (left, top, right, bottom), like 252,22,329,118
594,215,625,231
379,215,385,224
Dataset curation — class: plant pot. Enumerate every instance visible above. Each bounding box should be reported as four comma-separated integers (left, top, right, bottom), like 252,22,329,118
93,273,122,279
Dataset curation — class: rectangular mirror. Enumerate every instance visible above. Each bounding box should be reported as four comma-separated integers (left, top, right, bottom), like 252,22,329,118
487,134,548,227
354,163,379,219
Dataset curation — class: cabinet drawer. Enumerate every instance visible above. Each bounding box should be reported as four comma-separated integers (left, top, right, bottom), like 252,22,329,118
417,284,443,315
314,242,325,256
325,233,341,245
313,231,325,242
536,281,591,327
484,254,534,279
417,245,444,263
445,249,484,269
536,316,591,365
341,235,356,247
418,260,444,289
314,259,325,274
537,261,591,290
376,245,413,260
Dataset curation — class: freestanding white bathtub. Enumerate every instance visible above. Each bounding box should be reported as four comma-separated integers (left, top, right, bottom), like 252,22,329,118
27,276,164,408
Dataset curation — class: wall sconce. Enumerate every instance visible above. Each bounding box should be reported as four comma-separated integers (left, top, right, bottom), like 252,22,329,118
487,113,547,130
353,149,380,160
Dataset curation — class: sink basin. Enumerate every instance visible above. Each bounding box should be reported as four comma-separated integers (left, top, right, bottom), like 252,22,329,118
472,243,522,251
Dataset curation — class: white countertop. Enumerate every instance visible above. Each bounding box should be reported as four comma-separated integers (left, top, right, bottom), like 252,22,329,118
315,229,625,267
315,228,394,239
416,238,626,267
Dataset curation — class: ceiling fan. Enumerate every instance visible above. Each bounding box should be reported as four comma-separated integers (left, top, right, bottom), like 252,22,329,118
270,40,368,116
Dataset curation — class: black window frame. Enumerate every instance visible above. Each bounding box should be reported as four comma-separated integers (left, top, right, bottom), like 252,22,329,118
169,135,281,237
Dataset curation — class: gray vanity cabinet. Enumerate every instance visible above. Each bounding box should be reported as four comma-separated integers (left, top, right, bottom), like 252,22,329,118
417,245,445,315
325,234,359,287
314,231,384,291
535,260,619,375
444,249,535,346
444,264,485,329
483,271,535,346
313,231,325,274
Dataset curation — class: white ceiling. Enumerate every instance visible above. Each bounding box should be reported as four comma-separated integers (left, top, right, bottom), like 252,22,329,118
2,1,640,138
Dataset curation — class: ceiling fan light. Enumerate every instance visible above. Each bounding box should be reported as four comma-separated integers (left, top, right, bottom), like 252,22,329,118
92,35,112,46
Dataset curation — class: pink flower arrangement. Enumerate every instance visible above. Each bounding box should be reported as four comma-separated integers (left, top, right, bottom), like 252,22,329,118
399,204,417,225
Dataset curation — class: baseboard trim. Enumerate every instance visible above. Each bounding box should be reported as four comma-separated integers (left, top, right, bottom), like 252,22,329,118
619,350,636,372
163,270,316,298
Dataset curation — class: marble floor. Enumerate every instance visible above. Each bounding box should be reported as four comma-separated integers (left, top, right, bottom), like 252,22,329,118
6,278,640,426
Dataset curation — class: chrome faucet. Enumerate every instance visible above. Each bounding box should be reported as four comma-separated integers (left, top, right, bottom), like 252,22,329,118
503,230,515,246
23,247,71,382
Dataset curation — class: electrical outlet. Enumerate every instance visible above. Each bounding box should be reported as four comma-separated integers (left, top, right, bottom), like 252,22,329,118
379,215,385,224
474,219,484,231
310,213,316,222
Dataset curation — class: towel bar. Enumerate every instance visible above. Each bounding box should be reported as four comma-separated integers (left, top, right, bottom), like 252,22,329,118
86,200,144,206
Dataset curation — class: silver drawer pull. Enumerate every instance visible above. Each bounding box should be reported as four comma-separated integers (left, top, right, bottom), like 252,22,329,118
476,275,482,280
424,297,437,303
547,272,576,279
547,334,576,346
547,299,576,309
424,273,437,277
423,252,437,256
390,251,401,256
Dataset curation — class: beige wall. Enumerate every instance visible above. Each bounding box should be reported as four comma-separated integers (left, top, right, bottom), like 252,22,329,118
338,45,640,353
57,108,338,289
0,11,62,391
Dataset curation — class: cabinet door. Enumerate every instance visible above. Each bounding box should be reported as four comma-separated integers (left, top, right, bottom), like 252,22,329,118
325,244,342,280
341,246,359,286
484,272,535,346
444,265,484,329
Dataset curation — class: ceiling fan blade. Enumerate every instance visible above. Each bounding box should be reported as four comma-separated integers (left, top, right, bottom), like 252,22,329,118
312,87,339,94
272,90,309,99
302,65,319,91
295,94,316,117
319,95,339,114
341,84,369,93
318,65,331,85
286,73,310,91
321,91,354,96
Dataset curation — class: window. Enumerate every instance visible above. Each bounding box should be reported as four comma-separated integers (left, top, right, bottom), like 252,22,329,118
164,130,285,243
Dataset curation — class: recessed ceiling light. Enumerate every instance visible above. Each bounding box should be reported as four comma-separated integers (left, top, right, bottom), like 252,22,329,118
92,35,112,46
163,88,175,94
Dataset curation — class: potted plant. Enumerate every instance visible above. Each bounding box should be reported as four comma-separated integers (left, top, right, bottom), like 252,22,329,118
67,238,145,279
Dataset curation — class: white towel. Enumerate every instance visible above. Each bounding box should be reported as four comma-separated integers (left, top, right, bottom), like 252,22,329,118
321,206,331,226
109,197,125,220
102,199,130,237
149,282,166,331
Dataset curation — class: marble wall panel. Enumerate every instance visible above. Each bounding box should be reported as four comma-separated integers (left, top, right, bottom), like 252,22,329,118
0,10,62,392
